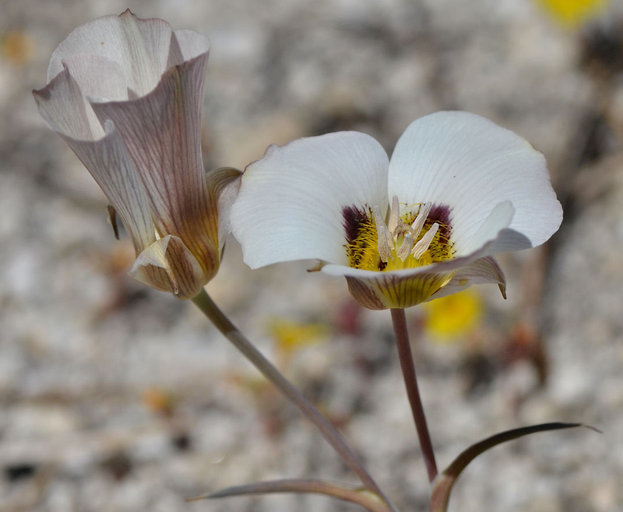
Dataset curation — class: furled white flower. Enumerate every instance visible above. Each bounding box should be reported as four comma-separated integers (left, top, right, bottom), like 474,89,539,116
34,10,238,299
231,111,562,309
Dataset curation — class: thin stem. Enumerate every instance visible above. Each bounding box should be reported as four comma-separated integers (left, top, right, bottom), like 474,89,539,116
390,308,438,483
192,289,396,512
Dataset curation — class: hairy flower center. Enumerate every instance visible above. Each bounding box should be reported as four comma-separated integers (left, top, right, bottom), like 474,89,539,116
343,197,454,271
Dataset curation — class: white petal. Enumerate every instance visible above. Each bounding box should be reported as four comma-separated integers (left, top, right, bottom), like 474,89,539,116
206,167,242,252
129,234,206,299
469,200,516,251
66,125,155,253
231,132,390,269
60,54,128,103
90,51,211,262
172,29,211,63
48,10,176,97
427,256,506,300
388,111,562,256
33,66,103,140
34,71,154,252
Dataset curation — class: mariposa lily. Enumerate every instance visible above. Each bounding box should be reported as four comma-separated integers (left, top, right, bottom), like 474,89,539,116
34,10,238,299
231,111,562,309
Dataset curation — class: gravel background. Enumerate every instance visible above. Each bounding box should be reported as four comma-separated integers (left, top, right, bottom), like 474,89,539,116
2,0,623,511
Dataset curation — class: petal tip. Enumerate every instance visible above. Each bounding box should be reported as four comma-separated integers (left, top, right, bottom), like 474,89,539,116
498,282,507,300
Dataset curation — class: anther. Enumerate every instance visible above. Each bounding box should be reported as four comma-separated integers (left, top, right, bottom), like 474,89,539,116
412,222,439,260
388,195,400,233
373,206,392,262
397,232,413,261
410,203,432,239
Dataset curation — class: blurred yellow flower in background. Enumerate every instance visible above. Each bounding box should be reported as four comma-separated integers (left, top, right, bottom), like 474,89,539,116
1,31,34,65
268,318,327,357
423,289,483,342
536,0,608,26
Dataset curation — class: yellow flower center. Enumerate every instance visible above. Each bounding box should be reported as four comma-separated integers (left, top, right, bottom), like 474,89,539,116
343,196,454,271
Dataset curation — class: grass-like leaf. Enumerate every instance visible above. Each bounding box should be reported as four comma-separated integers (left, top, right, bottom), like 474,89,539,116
430,422,598,512
188,478,390,512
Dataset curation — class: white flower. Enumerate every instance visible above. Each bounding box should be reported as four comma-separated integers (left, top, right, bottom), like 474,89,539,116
231,111,562,309
33,10,238,299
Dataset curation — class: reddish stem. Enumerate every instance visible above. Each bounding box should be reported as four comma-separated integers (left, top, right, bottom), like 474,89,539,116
391,308,438,483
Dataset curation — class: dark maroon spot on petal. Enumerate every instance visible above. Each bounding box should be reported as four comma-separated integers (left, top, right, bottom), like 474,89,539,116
342,205,369,245
428,204,453,243
342,205,379,270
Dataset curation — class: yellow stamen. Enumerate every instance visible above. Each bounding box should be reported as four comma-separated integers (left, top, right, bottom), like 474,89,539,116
344,197,454,272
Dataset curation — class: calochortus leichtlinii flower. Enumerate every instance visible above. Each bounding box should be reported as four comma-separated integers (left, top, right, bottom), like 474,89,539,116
34,10,238,299
231,111,562,309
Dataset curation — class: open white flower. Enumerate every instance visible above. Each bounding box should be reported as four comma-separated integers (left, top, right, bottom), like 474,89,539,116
231,111,562,309
34,10,238,299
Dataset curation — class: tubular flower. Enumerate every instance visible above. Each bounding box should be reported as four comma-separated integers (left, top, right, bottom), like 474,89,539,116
231,111,562,310
34,10,239,299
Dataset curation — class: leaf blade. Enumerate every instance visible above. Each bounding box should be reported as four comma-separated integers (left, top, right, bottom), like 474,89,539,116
430,422,597,512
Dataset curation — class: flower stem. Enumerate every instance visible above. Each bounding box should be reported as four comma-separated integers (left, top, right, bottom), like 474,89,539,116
192,289,396,512
390,308,438,483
